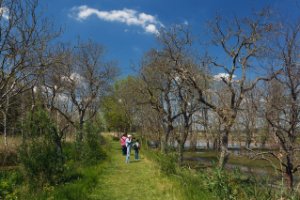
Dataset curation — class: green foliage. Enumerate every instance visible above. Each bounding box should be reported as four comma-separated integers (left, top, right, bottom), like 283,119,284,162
205,168,275,200
18,109,64,187
239,175,274,200
101,76,141,133
149,151,177,175
17,137,106,199
18,164,100,200
102,95,130,132
176,169,214,200
50,166,99,200
207,168,237,200
145,148,280,200
0,171,22,200
81,122,106,165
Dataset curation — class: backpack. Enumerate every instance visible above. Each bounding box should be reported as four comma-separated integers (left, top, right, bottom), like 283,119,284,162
120,136,126,146
133,142,139,150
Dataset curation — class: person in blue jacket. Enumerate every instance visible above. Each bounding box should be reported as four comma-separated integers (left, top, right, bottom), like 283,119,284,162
125,134,132,163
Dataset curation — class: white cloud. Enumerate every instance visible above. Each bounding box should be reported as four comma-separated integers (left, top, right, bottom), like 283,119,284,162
213,73,237,81
145,24,159,34
0,7,9,20
69,5,163,34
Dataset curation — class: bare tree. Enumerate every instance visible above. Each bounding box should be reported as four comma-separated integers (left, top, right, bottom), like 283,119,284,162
36,45,74,155
40,41,117,145
236,88,260,149
173,75,200,165
0,0,57,146
175,12,280,169
263,22,300,191
140,50,181,153
139,25,201,154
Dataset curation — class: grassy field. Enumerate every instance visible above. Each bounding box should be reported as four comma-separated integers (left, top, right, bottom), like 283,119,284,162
89,138,185,200
3,135,295,199
1,136,215,200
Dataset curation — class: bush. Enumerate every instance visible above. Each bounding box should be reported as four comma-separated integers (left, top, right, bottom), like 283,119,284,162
205,167,276,200
207,168,237,200
18,109,65,188
0,170,23,200
81,122,106,165
153,152,177,175
176,169,213,200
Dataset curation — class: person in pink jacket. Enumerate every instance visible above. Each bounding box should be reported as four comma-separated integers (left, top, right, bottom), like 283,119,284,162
120,133,127,156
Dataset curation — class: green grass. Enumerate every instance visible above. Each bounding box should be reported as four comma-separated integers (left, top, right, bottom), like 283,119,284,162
18,137,214,200
90,137,185,200
17,156,104,200
3,135,291,200
2,136,207,200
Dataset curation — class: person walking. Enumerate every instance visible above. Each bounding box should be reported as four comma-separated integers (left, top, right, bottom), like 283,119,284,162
120,133,127,156
125,135,132,163
133,139,140,160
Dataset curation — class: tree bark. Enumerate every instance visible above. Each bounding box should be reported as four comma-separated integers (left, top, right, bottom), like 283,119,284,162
161,123,173,154
178,128,189,166
245,128,252,149
218,128,230,169
284,155,294,191
178,142,184,165
284,167,294,192
3,95,9,147
76,110,85,151
160,133,168,154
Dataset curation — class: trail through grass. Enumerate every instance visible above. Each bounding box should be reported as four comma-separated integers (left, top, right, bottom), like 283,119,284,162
90,138,184,200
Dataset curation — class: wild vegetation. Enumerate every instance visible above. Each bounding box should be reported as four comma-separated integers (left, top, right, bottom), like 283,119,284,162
1,0,300,199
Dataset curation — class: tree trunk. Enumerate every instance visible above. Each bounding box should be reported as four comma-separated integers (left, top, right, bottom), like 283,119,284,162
189,132,198,151
178,142,184,166
3,111,7,147
53,128,64,163
161,124,172,154
206,140,210,149
75,111,85,159
213,137,220,151
218,128,230,169
204,132,210,150
160,133,168,154
3,95,9,147
178,127,189,166
284,168,293,192
245,129,252,149
284,156,294,191
78,118,84,142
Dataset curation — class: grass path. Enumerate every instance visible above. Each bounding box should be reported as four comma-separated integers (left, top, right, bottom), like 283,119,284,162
89,138,184,200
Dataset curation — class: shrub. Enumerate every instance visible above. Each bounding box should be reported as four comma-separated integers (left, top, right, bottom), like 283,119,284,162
153,152,177,175
176,169,213,200
81,122,106,165
0,171,23,200
206,168,236,200
205,167,277,200
18,109,64,188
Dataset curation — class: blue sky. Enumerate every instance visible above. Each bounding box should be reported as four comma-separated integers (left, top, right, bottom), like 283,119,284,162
40,0,299,76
